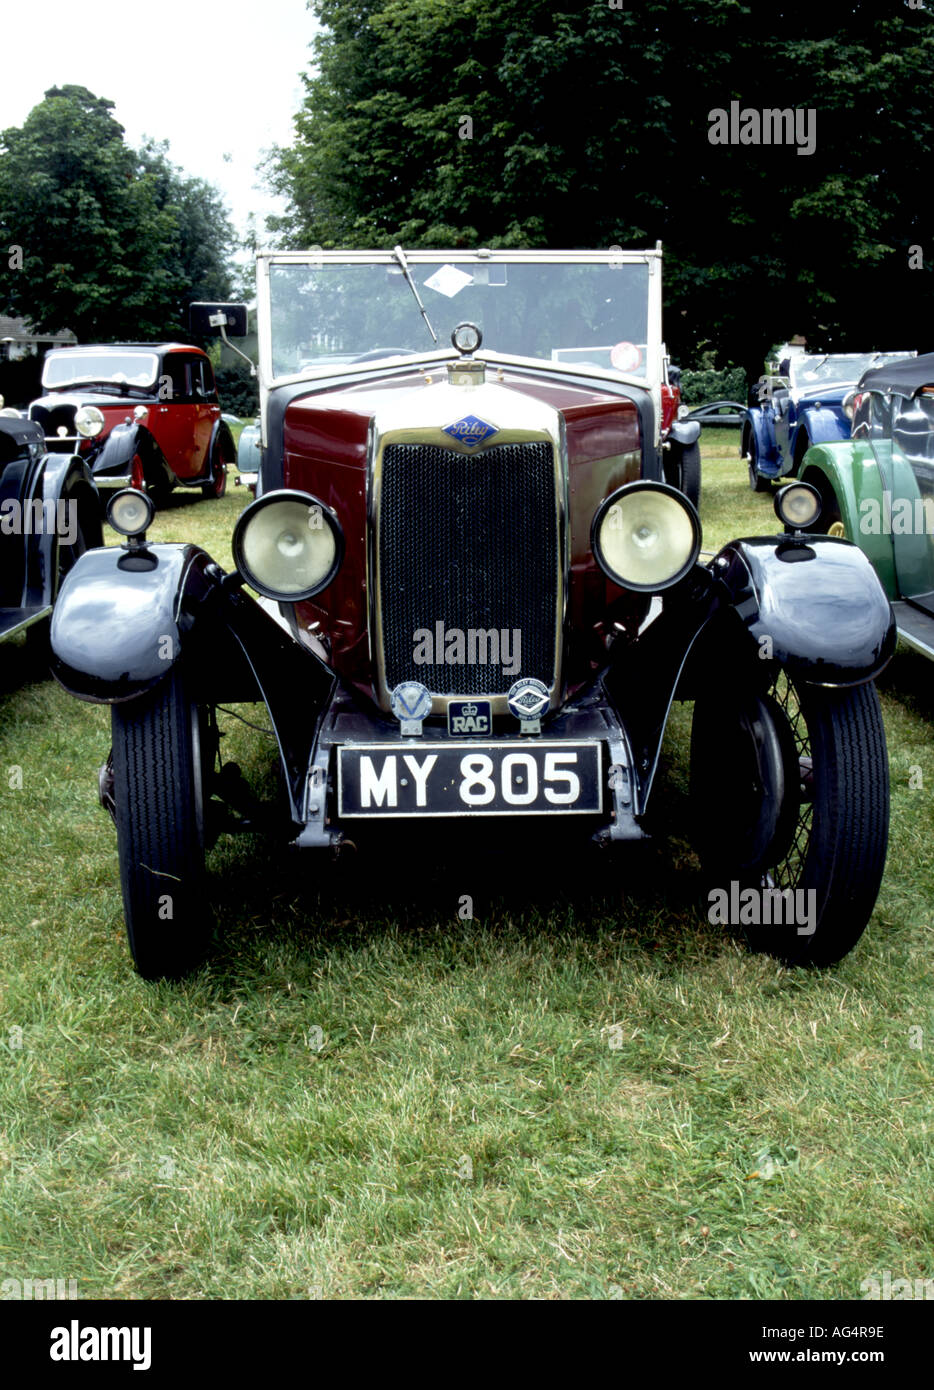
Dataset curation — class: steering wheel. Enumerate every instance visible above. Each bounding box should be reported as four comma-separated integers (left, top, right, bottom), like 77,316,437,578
350,347,419,362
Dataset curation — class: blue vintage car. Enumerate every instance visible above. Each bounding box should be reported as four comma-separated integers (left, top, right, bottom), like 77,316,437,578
742,352,914,492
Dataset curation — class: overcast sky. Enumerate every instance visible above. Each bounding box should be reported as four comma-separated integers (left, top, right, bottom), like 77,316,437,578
1,0,320,258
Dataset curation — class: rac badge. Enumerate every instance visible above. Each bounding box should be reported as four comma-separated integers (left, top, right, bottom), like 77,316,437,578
448,700,492,736
442,414,497,448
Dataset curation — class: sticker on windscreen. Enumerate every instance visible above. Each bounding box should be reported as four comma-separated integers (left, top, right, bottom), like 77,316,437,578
424,265,474,298
611,341,643,372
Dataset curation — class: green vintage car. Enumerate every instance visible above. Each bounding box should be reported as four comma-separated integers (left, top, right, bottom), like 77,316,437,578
798,352,934,658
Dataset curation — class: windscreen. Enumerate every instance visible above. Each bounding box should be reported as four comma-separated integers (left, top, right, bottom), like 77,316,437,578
42,351,159,391
791,353,912,389
267,260,651,381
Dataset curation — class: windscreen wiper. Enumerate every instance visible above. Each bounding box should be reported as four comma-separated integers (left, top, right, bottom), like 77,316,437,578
393,244,437,344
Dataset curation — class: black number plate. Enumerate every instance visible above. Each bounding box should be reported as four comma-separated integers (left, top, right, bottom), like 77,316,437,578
337,741,602,817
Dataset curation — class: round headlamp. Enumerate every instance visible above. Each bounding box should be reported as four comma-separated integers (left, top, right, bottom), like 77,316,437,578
75,404,105,438
774,481,821,531
233,489,344,601
107,488,155,537
591,480,701,592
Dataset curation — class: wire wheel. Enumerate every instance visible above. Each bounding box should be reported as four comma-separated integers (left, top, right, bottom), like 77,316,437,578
761,669,813,893
691,666,889,965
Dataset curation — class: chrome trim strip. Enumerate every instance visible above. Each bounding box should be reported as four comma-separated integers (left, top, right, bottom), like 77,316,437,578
1,606,53,641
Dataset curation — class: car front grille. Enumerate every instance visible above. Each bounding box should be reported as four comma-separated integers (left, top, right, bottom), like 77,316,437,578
378,440,559,697
29,403,76,449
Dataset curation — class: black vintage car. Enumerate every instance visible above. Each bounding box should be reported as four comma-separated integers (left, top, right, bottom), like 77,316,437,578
48,249,896,978
0,408,101,648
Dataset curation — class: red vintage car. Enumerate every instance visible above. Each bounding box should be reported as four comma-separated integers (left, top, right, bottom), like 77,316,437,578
49,249,895,978
29,343,234,505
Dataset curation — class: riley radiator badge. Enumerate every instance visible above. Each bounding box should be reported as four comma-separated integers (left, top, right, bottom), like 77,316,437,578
442,414,498,447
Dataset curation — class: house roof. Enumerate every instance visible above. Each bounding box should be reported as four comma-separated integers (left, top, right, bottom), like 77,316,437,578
0,314,75,344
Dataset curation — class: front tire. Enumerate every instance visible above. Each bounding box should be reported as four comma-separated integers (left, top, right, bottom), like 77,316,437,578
111,668,213,978
691,670,888,966
665,441,701,511
747,432,771,492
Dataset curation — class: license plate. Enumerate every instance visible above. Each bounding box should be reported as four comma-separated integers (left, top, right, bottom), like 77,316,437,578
337,741,602,817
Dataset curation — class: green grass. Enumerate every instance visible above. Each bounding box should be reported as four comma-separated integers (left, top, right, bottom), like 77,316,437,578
0,441,930,1300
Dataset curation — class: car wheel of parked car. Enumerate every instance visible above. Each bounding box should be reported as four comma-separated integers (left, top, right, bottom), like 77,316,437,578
58,475,103,581
691,669,888,966
746,435,771,493
26,476,102,666
140,447,173,510
201,440,228,499
665,441,701,510
679,441,701,510
111,667,214,979
803,474,847,537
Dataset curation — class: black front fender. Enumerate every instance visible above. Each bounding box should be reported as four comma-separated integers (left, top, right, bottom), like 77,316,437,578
667,419,701,447
604,534,895,818
50,543,217,701
712,535,896,685
90,421,143,479
49,542,336,822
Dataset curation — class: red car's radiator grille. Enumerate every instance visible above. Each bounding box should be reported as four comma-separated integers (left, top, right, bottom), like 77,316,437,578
29,403,77,450
378,440,559,697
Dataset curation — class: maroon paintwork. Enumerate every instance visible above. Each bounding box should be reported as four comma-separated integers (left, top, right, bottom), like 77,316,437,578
281,366,649,707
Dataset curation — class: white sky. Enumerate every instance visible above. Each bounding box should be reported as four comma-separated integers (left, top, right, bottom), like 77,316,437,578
1,0,320,258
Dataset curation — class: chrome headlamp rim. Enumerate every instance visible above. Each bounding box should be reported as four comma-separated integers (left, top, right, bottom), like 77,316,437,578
232,487,344,602
774,480,821,531
106,487,155,537
590,479,702,593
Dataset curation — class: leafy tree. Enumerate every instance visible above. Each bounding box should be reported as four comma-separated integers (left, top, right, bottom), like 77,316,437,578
137,140,237,319
214,361,260,417
0,86,235,342
267,0,934,381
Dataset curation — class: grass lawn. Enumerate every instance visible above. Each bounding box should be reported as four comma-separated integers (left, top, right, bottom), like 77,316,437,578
0,432,930,1300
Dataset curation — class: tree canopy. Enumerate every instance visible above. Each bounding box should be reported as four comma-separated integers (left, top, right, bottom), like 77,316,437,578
0,86,235,342
267,0,934,377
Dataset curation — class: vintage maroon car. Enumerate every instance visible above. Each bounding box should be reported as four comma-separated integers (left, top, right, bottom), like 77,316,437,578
49,249,895,978
29,343,234,505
